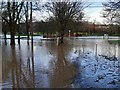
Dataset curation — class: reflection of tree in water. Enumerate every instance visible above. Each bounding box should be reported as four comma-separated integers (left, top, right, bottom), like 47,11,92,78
45,40,73,58
45,41,58,56
2,45,13,83
49,44,77,88
2,45,35,88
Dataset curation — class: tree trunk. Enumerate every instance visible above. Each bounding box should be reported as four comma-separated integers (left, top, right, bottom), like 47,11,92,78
4,33,7,40
26,2,29,45
60,33,64,44
27,26,29,45
18,33,20,45
4,32,7,45
30,2,33,46
10,32,15,45
10,24,15,45
18,19,20,45
59,24,65,45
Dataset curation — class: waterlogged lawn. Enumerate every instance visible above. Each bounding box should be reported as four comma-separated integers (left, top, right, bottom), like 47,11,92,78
109,40,120,44
16,34,41,36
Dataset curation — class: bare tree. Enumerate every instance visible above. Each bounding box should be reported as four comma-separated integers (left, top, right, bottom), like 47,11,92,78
24,2,41,45
2,0,24,45
102,0,120,35
30,2,33,45
102,0,120,24
45,0,85,44
2,9,9,45
24,2,30,45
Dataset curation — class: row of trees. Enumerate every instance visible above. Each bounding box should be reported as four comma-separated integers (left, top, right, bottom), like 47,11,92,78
17,20,88,34
1,0,119,45
1,0,88,45
2,1,24,45
1,1,36,45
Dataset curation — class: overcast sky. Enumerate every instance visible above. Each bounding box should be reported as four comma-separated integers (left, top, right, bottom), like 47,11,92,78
32,0,108,24
84,0,108,24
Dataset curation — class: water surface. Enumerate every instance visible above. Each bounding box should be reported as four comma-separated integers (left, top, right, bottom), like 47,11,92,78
1,37,120,88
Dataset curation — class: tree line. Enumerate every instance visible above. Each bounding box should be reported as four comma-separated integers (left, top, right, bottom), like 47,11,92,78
1,0,120,45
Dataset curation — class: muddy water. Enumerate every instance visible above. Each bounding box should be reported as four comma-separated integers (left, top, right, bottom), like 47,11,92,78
2,39,77,88
1,37,120,88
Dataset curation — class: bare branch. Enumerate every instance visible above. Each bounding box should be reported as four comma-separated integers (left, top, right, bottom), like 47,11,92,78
15,2,24,23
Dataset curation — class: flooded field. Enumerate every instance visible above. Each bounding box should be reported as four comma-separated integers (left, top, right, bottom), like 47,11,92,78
1,36,120,88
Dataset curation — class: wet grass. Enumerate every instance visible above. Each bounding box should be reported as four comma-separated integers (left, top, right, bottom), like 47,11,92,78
16,34,41,36
108,40,120,44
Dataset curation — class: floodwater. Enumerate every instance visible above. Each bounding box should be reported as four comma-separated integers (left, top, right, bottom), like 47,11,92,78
1,36,120,88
